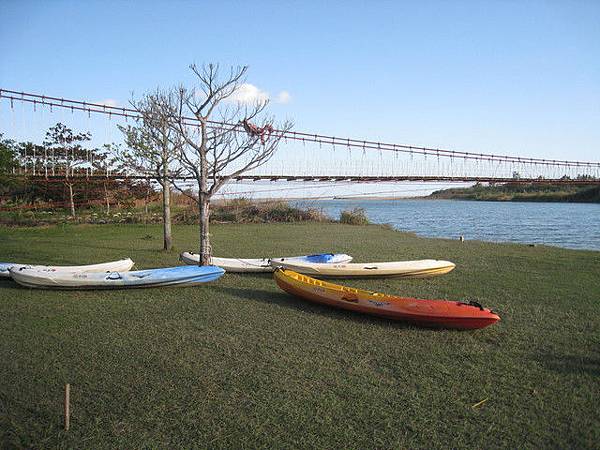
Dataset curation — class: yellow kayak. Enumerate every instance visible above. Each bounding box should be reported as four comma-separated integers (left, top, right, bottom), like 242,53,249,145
269,258,455,278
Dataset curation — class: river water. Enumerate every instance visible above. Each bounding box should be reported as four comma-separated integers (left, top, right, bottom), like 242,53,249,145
300,199,600,251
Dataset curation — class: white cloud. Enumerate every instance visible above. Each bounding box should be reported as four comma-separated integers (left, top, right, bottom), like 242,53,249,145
96,99,118,107
276,90,291,104
229,84,292,105
230,83,270,104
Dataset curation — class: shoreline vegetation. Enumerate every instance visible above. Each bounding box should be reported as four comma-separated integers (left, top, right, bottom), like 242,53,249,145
427,182,600,203
0,196,371,227
0,223,598,448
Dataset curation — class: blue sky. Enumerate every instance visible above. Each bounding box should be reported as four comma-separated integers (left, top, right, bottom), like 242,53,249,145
1,0,599,168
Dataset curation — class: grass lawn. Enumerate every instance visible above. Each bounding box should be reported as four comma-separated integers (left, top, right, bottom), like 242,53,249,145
0,223,599,449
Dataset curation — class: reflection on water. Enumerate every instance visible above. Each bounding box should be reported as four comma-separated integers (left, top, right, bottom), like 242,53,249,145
300,199,600,251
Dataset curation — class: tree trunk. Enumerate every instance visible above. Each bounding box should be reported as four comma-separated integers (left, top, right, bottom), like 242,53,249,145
198,193,211,265
67,183,76,217
197,123,212,266
145,185,150,216
104,182,110,215
162,179,172,251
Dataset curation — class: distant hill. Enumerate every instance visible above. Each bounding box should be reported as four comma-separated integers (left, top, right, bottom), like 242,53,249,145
428,183,600,203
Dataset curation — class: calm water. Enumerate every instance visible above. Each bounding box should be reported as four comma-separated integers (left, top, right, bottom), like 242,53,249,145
301,199,600,251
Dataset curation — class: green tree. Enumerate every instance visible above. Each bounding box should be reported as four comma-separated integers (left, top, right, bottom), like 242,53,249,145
0,133,17,174
0,134,20,197
43,123,92,216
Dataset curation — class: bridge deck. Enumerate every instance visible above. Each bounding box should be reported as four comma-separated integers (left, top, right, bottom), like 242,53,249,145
14,174,600,185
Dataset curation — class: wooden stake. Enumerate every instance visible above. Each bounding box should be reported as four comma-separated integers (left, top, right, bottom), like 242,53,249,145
64,384,70,431
471,397,488,409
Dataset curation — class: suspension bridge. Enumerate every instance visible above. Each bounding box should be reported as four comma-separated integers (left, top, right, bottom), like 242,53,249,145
1,88,599,187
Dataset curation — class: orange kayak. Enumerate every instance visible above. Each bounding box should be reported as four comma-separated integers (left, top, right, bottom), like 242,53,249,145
274,269,500,330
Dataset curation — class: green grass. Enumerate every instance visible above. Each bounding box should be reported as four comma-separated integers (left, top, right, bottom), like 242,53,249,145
0,223,599,449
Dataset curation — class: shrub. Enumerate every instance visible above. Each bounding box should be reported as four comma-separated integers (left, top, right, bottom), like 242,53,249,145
198,199,330,224
210,208,238,223
339,208,369,225
258,201,329,223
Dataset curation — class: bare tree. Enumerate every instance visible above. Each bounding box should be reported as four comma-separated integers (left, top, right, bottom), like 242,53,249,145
148,64,293,265
117,93,183,251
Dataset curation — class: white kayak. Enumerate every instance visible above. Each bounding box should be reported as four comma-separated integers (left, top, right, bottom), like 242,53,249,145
9,265,225,290
0,258,135,278
180,252,353,273
269,259,456,278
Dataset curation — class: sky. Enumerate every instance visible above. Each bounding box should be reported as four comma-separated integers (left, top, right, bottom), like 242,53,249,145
0,0,599,197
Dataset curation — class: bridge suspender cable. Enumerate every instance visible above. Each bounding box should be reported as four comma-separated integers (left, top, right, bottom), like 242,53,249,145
1,88,599,170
